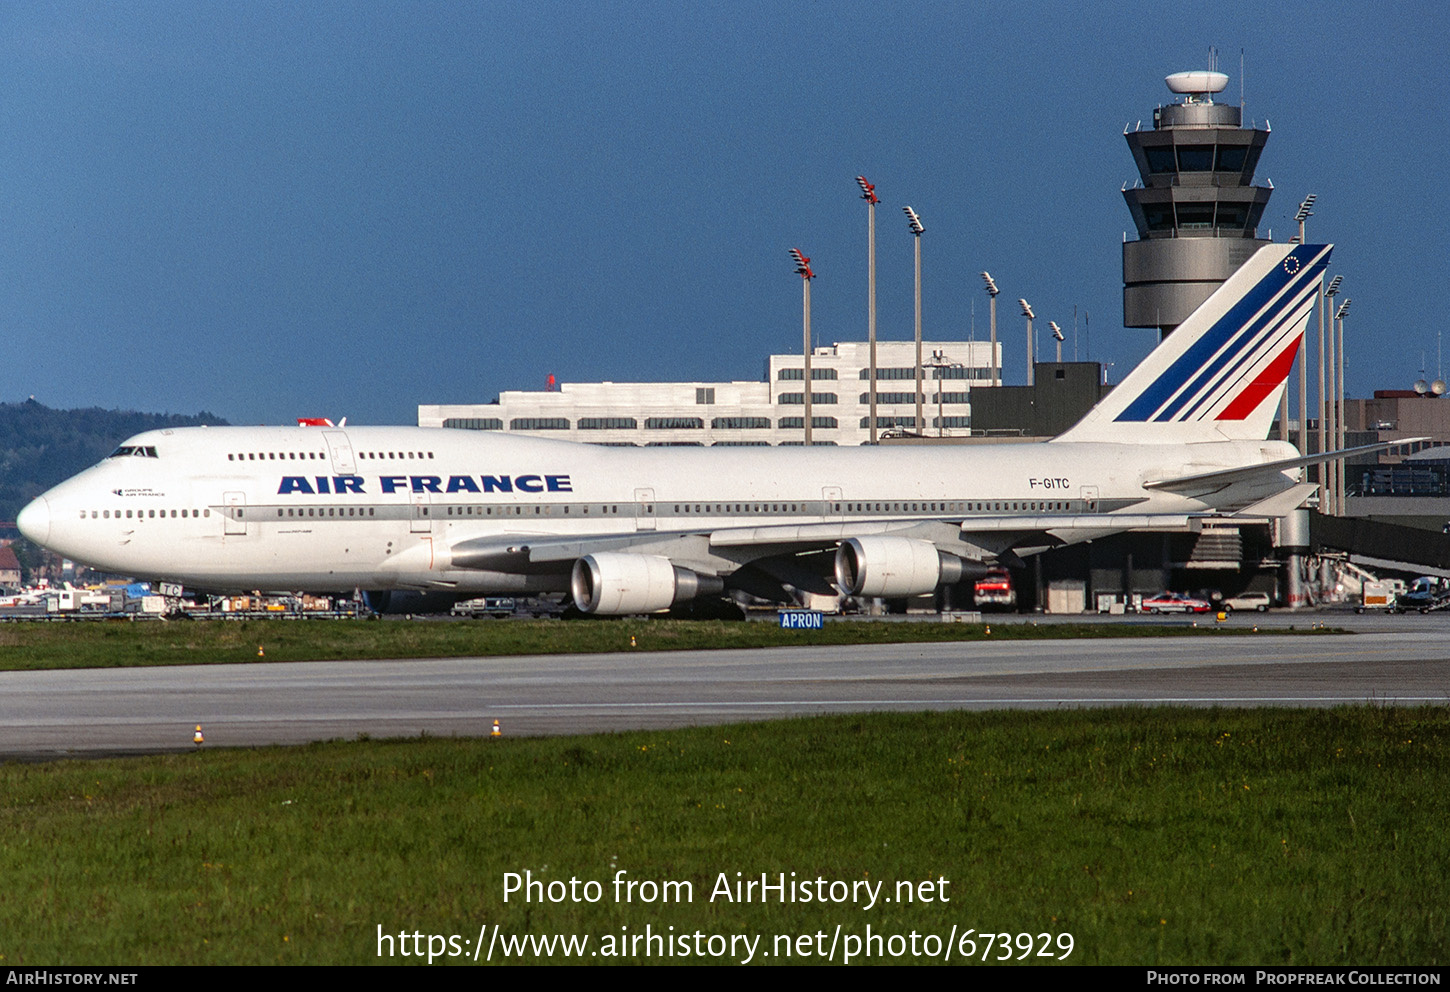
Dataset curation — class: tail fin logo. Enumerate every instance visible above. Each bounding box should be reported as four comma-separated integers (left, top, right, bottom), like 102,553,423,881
1112,244,1330,426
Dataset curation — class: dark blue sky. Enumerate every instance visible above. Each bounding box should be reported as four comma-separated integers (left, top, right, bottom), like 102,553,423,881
2,1,1444,425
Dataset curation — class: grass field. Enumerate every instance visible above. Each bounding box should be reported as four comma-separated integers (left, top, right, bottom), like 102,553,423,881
0,615,1324,672
1,706,1444,966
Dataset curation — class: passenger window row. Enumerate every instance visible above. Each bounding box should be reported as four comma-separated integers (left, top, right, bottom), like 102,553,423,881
81,509,212,519
228,451,437,462
77,500,1096,523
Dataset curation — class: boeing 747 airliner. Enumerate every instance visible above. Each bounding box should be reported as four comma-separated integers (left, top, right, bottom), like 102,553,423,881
18,243,1385,614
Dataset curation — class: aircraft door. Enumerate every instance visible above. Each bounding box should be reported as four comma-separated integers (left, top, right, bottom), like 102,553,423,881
822,486,843,516
1080,485,1099,512
224,492,247,536
635,488,656,531
411,491,432,534
323,431,356,475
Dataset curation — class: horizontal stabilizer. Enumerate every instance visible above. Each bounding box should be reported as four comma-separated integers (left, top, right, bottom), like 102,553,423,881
1144,439,1427,492
1230,483,1318,519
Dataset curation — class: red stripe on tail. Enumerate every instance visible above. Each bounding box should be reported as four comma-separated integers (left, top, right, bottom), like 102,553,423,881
1215,337,1302,422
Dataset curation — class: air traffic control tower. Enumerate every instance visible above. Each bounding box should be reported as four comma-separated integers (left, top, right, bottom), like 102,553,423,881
1122,71,1273,338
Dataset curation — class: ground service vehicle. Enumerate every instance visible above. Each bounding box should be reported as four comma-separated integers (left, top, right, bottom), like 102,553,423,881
1142,592,1212,614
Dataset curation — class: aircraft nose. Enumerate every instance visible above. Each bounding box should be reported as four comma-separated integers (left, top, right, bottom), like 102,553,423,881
17,497,51,546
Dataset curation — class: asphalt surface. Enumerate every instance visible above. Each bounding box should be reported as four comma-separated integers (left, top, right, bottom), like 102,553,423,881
3,610,1449,758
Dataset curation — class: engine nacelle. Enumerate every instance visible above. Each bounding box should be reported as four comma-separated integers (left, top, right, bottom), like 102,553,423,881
571,553,724,615
834,536,977,597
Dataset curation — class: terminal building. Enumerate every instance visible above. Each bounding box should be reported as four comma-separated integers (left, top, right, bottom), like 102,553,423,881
420,340,998,447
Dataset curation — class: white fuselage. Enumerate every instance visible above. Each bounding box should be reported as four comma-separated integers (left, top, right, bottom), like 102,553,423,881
19,424,1296,595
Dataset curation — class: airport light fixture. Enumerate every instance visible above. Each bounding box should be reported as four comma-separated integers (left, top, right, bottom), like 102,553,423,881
1334,298,1351,515
1286,195,1316,447
1019,299,1035,386
1314,270,1341,501
981,272,1000,385
905,206,925,433
1295,193,1317,243
1050,321,1064,363
1306,271,1335,495
790,249,816,446
928,349,961,438
857,177,880,441
1295,191,1319,458
1320,274,1345,509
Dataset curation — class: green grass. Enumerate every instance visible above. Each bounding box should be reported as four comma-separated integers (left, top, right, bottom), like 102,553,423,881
0,616,1328,672
1,707,1443,965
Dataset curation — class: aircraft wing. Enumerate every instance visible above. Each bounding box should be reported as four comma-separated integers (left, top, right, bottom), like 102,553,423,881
445,510,1210,604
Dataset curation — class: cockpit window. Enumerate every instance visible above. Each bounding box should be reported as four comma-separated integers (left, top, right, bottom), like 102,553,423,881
108,446,158,458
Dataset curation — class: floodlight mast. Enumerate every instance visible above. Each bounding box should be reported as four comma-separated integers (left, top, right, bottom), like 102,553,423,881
1334,298,1351,515
905,206,924,434
857,177,879,441
1292,194,1317,446
1019,298,1035,386
790,248,816,446
1050,321,1064,362
1321,274,1342,511
981,272,999,385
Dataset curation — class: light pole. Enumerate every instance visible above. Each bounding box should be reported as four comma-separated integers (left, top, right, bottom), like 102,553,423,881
904,205,924,435
1018,299,1035,386
1050,321,1064,363
981,272,1000,386
857,176,879,442
1294,194,1316,445
1321,274,1342,511
928,350,961,437
1335,298,1351,515
790,248,815,446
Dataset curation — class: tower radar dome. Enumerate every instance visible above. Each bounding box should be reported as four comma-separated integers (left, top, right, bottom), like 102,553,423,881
1165,71,1230,99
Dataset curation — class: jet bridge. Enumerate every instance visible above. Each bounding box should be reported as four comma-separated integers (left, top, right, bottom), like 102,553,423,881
1311,512,1450,574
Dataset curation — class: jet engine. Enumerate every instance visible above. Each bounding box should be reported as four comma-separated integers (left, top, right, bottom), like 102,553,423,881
570,552,724,615
834,536,982,597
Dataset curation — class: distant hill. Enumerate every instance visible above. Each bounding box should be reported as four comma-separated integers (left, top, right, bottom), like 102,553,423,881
0,399,228,523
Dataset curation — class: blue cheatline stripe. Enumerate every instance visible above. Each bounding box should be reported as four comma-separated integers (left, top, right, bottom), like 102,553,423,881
1173,271,1322,422
1114,246,1330,423
1155,251,1328,422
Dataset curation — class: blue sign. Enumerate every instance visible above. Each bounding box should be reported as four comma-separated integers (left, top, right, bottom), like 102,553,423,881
778,610,824,630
